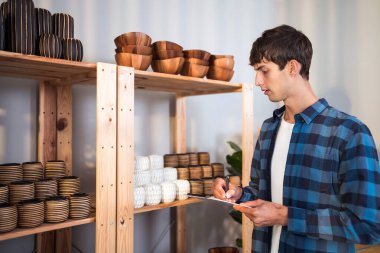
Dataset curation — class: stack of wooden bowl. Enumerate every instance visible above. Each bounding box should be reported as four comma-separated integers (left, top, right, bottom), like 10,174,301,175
17,199,44,228
181,49,211,78
114,32,152,71
151,41,184,75
207,55,235,81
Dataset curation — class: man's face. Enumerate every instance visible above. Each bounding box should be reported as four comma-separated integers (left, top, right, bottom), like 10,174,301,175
253,60,290,102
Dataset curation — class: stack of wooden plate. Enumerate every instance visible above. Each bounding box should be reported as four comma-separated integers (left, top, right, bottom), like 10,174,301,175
69,193,90,219
0,203,17,233
187,153,199,166
58,176,80,197
22,161,44,182
177,154,189,167
181,49,210,78
17,199,44,228
176,167,189,180
9,180,34,204
198,152,210,165
35,179,57,200
211,163,225,177
0,184,8,204
207,55,235,82
189,166,203,179
0,163,23,185
45,196,69,223
151,41,184,75
114,32,152,70
45,160,66,179
201,165,213,178
202,178,214,196
189,179,203,195
163,154,178,168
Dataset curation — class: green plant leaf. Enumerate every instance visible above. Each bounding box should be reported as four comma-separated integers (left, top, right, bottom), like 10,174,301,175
236,238,242,248
227,141,242,152
226,150,242,172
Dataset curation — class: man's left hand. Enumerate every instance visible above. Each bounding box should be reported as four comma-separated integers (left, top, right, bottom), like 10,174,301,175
233,199,288,227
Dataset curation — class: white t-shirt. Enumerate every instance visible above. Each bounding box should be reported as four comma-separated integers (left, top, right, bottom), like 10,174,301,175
270,116,294,253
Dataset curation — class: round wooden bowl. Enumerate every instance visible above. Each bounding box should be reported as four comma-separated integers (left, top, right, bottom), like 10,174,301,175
207,66,234,82
210,57,235,69
153,49,184,60
210,54,234,61
115,45,152,55
152,40,183,51
180,62,209,78
114,32,152,47
151,57,184,75
115,53,152,71
208,247,239,253
183,49,211,61
184,57,209,66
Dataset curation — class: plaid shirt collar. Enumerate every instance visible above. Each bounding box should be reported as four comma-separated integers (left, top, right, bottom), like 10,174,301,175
272,98,329,124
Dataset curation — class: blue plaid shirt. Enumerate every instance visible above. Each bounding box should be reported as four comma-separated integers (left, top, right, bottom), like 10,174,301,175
239,98,380,252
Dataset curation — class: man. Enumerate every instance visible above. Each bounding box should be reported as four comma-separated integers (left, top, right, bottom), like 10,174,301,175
213,25,380,252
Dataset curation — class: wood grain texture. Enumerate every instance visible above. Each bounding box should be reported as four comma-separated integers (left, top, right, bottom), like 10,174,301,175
241,83,254,253
96,62,117,253
174,95,187,253
116,66,135,253
37,81,57,253
56,85,73,253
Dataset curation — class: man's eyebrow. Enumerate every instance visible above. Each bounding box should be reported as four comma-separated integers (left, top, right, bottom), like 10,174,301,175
254,65,264,71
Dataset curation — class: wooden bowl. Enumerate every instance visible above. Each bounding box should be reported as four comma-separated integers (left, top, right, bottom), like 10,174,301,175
152,41,183,51
153,49,184,60
184,58,209,66
151,57,184,75
208,247,239,253
180,62,209,78
210,57,235,69
115,45,152,55
183,49,211,61
115,53,152,71
210,54,234,61
207,66,234,82
114,32,152,47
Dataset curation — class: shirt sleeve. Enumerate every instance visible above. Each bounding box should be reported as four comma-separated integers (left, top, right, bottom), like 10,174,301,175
237,137,261,203
287,123,380,244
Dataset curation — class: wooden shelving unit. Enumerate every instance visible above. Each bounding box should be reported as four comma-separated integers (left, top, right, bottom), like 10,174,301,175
0,50,254,253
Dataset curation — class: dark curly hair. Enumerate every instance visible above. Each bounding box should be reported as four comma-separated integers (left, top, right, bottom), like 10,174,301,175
250,25,313,80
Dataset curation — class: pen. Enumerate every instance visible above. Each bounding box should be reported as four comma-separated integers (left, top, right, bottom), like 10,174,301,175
224,176,230,199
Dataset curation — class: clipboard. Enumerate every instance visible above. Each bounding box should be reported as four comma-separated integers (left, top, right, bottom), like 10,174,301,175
187,194,252,208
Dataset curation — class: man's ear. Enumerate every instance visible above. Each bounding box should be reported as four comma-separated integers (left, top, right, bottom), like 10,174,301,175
288,59,301,77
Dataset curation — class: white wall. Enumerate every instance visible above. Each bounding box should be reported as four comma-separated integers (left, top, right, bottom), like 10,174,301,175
1,0,380,252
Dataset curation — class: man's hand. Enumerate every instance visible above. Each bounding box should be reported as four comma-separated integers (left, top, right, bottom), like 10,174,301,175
213,177,242,202
233,199,288,227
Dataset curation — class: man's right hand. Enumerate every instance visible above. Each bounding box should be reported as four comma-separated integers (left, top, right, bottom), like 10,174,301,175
213,177,242,202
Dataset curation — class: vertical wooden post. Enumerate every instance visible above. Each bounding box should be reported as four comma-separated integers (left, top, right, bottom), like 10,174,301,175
116,66,135,253
174,95,187,253
55,85,73,253
96,63,117,253
36,81,57,253
241,83,254,253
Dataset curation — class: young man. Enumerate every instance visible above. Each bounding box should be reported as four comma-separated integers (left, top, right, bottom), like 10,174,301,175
213,25,380,252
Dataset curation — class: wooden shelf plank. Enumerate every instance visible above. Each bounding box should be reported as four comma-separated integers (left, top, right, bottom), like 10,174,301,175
0,213,95,241
134,198,202,214
0,51,242,95
135,70,242,95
